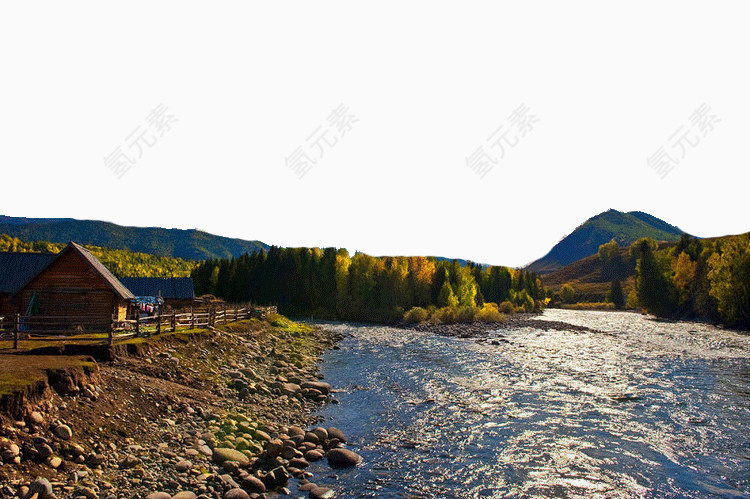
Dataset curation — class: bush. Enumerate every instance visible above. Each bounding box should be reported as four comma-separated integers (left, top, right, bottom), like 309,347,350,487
432,306,459,324
476,303,506,322
560,284,575,304
403,307,429,324
457,307,476,323
499,301,515,314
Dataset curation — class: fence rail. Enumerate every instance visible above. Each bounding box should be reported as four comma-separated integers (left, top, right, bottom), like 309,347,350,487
0,305,277,350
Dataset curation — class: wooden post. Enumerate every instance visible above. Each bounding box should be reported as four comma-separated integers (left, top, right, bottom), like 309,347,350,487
135,308,141,337
190,304,195,329
210,305,215,327
157,307,162,335
108,320,114,346
171,310,176,332
13,313,20,350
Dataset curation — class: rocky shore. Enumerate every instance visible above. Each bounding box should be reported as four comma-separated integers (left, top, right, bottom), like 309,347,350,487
0,315,359,498
399,312,599,338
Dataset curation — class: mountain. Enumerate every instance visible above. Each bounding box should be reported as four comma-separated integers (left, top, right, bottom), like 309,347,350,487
0,216,269,261
526,209,685,274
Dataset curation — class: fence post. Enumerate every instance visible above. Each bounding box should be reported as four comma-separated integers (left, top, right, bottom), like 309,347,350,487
135,308,141,337
157,308,162,335
210,306,215,327
190,304,195,329
171,311,176,332
108,320,114,346
13,313,19,350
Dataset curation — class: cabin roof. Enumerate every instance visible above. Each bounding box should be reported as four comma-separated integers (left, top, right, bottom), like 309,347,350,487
0,252,58,294
120,277,196,301
11,242,135,300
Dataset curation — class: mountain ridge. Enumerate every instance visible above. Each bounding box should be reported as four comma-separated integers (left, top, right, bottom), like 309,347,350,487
0,216,269,261
526,209,686,274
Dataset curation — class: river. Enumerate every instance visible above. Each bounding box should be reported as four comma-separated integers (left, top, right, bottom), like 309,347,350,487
300,310,750,498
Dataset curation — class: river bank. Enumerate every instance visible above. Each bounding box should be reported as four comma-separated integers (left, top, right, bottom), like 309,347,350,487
0,315,355,498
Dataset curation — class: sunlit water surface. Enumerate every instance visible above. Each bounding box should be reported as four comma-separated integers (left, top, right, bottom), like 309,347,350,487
298,310,750,498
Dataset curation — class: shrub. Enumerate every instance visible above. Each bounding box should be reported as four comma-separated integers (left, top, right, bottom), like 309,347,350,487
403,307,429,324
432,306,459,324
457,306,476,323
476,303,506,322
560,283,575,304
499,301,515,314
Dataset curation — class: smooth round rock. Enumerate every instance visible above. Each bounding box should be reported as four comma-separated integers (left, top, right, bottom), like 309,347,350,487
240,476,266,494
327,448,362,467
223,489,250,499
146,493,171,499
29,477,53,499
54,424,73,440
310,486,335,499
212,448,250,465
327,427,346,443
172,493,198,499
305,449,324,462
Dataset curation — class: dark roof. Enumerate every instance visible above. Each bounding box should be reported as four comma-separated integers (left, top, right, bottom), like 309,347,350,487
11,242,135,301
0,252,57,294
119,277,195,301
67,243,135,300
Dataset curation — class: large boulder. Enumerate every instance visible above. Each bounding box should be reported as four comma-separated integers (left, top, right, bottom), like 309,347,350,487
326,448,362,468
213,448,250,465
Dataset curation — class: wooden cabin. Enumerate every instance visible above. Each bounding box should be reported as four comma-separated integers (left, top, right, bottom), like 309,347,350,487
11,242,134,329
0,252,57,316
119,277,196,310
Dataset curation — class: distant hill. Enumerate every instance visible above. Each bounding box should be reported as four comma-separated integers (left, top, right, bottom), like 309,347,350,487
0,216,269,261
526,209,685,274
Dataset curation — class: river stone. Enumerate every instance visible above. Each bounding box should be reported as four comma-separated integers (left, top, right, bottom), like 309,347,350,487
54,424,73,440
287,426,305,438
36,443,54,459
74,487,97,499
175,459,192,472
240,476,266,494
304,432,320,444
48,456,62,469
145,493,171,499
305,449,324,462
28,411,44,426
312,427,328,441
172,492,198,499
301,381,331,394
213,448,250,465
327,427,346,443
266,439,283,458
310,486,335,499
254,429,271,441
298,482,318,491
29,477,53,498
327,448,362,467
223,489,250,499
120,454,140,468
289,457,309,468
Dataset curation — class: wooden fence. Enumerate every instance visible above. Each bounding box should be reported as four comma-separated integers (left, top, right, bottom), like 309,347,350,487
0,305,277,350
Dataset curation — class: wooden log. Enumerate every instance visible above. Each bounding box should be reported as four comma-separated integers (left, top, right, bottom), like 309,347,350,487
13,313,20,350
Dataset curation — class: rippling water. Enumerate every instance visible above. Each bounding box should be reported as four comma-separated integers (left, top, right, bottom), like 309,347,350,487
300,310,750,498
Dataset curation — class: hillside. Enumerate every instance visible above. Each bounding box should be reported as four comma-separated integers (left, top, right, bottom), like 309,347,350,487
526,209,684,274
0,234,197,278
0,216,269,261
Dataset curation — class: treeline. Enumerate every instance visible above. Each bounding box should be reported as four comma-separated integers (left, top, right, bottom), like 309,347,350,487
191,247,547,322
0,234,197,278
631,234,750,327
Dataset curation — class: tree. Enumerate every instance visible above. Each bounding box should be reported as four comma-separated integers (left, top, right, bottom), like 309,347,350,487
635,238,676,316
437,280,459,308
707,235,750,325
610,279,624,309
559,283,575,304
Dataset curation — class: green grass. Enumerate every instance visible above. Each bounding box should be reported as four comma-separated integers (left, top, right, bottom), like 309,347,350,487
0,355,96,396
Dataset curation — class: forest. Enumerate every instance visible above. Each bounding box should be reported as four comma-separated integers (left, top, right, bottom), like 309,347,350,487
0,234,197,278
623,233,749,327
191,247,547,323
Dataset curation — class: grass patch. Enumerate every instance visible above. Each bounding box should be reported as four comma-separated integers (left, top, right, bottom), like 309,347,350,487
0,355,96,396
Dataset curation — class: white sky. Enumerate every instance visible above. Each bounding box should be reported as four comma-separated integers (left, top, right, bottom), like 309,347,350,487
1,2,748,267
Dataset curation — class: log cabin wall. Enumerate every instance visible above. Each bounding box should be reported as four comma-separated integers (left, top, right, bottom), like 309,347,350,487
18,249,119,322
